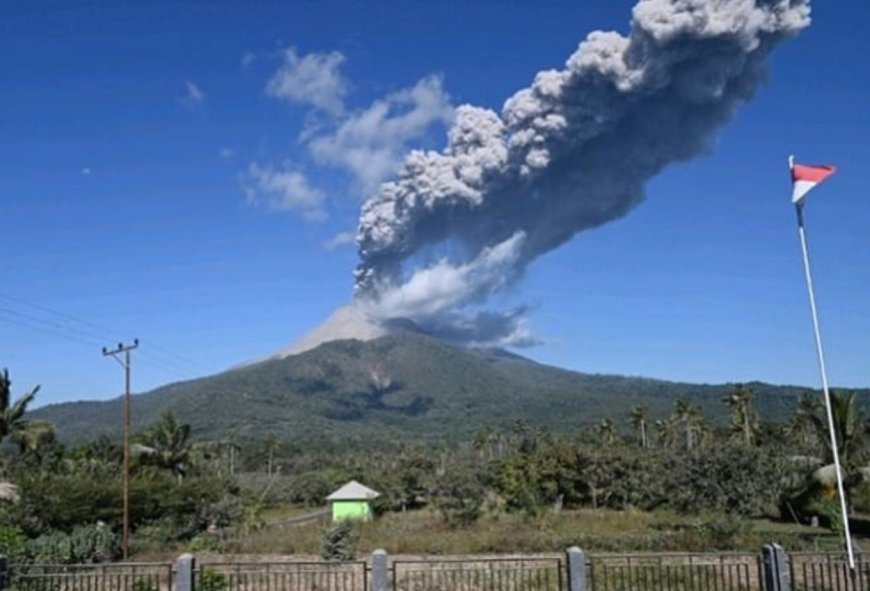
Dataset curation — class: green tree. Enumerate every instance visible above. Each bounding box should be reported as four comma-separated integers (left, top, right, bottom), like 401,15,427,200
629,406,649,449
810,391,869,506
261,432,280,477
0,368,40,447
655,417,678,449
434,463,484,528
595,418,618,446
784,392,823,449
723,384,760,446
673,398,705,450
222,430,241,476
11,419,56,455
138,411,192,483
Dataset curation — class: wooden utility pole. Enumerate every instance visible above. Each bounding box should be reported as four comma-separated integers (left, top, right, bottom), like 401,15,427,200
102,339,138,560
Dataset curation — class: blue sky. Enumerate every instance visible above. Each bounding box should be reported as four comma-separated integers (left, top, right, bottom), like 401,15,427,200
3,0,869,407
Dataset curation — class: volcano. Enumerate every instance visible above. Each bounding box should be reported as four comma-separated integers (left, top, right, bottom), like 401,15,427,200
270,303,428,359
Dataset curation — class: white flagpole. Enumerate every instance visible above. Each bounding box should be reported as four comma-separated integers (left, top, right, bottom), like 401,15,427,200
790,155,856,570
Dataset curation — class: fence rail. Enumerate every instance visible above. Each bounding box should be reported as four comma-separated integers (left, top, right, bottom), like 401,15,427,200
5,563,173,591
586,553,763,591
3,546,870,591
392,557,564,591
197,562,368,591
789,552,870,591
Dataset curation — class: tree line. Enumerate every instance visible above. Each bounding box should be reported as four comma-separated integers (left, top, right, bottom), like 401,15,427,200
2,366,870,561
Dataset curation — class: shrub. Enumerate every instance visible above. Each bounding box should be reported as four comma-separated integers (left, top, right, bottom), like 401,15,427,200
321,521,355,561
0,526,27,563
434,466,485,528
26,523,119,564
199,568,228,591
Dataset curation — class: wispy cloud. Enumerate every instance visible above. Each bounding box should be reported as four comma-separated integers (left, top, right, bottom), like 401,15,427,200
245,163,326,222
241,51,256,68
219,147,235,160
182,81,207,110
265,48,347,116
323,231,357,251
249,49,452,224
307,75,453,192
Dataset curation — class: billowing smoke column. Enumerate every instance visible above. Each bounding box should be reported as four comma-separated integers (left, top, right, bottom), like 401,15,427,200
354,0,811,347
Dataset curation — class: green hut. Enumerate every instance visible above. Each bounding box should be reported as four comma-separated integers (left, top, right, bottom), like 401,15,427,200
326,480,380,522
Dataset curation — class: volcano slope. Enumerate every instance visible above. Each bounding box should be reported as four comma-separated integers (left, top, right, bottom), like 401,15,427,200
34,332,823,447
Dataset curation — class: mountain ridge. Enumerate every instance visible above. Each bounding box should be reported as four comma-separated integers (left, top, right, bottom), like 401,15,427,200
31,332,858,448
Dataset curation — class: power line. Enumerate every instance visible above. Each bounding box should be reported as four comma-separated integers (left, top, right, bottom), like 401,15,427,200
0,292,202,378
0,306,192,381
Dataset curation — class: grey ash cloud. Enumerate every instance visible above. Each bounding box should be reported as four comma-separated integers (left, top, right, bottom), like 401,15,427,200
353,0,811,348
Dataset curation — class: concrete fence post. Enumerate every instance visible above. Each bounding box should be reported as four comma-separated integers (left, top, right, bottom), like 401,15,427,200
762,544,791,591
174,553,196,591
0,555,8,591
372,549,389,591
566,547,586,591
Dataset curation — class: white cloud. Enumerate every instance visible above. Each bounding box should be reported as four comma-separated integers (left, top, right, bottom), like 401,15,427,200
183,81,206,110
219,147,235,160
323,231,357,251
265,48,347,116
245,163,326,222
307,75,454,192
364,231,525,320
241,51,256,67
80,167,91,176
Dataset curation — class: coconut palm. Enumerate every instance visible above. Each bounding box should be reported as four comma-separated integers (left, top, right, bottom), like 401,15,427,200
808,391,869,471
723,384,760,446
138,410,192,483
11,419,55,454
596,418,618,446
790,391,870,513
628,406,649,449
673,398,704,450
0,368,40,447
785,392,823,449
222,430,242,475
262,432,280,477
655,417,678,449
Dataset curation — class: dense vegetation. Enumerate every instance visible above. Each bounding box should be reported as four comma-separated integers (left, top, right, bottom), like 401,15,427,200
4,365,870,562
30,334,865,448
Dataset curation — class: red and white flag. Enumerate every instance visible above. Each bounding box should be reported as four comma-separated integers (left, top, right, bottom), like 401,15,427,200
790,156,836,204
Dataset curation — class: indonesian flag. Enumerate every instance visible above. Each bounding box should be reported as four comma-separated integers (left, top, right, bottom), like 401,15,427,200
790,155,836,204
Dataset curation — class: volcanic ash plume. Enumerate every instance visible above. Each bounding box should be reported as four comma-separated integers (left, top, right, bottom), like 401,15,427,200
354,0,811,347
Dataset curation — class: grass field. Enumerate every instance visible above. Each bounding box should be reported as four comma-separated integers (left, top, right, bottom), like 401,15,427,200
133,506,863,560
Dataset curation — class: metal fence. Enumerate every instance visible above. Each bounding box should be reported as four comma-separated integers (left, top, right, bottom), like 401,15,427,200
586,553,763,591
197,562,368,591
5,563,173,591
391,557,564,591
789,552,870,591
7,548,870,591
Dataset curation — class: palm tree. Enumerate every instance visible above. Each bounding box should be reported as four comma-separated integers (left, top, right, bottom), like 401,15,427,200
0,368,40,447
794,391,870,511
673,398,698,450
629,406,649,449
262,432,280,477
655,417,678,449
722,384,759,446
810,391,868,470
11,419,55,455
139,411,192,483
223,430,242,475
785,392,824,449
596,418,618,446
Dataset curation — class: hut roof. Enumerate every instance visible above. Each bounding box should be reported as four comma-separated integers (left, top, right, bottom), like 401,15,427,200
326,480,380,501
